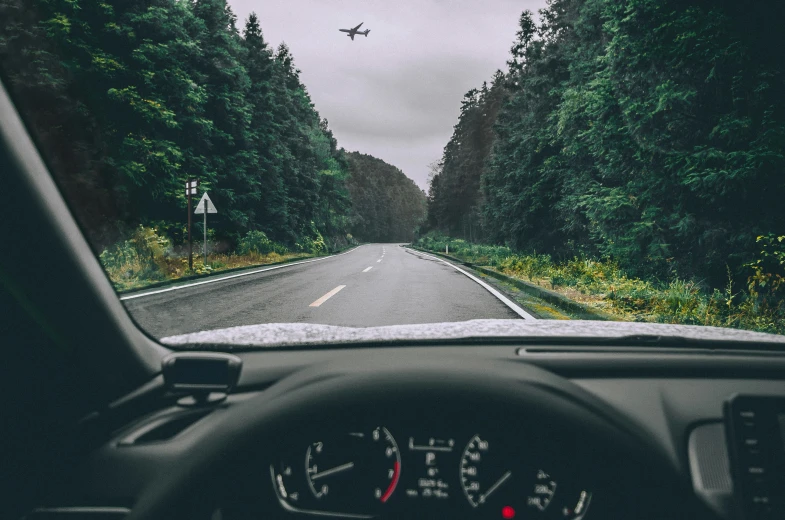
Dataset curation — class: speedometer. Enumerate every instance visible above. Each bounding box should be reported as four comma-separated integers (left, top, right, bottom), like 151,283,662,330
460,435,511,508
459,434,591,518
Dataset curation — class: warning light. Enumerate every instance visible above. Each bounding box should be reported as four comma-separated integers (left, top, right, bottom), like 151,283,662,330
501,505,515,519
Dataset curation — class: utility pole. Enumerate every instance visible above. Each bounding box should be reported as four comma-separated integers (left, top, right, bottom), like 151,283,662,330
186,179,198,270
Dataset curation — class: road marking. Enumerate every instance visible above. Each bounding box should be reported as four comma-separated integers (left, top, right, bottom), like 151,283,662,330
377,259,381,263
120,247,360,300
363,266,373,272
405,248,537,320
309,285,346,307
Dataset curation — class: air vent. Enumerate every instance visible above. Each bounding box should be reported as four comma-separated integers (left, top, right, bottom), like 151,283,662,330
23,506,129,519
117,409,211,446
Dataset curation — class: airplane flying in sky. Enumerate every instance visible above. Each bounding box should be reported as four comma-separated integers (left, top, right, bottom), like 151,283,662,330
339,22,370,41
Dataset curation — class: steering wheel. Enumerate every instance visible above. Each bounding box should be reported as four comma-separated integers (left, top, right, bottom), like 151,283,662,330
124,357,707,520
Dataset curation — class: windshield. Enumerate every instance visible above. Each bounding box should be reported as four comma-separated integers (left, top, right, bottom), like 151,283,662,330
2,0,784,343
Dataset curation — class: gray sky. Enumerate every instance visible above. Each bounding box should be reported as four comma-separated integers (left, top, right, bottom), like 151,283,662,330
227,0,548,190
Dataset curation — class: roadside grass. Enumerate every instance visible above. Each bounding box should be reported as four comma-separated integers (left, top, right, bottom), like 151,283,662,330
99,226,322,292
415,234,785,335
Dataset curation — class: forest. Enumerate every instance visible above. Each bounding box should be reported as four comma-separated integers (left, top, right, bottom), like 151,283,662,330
345,152,426,243
426,0,785,291
0,0,426,263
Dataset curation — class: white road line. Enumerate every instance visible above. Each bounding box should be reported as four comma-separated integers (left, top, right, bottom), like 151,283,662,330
120,247,360,300
377,259,381,263
363,266,373,272
405,248,537,320
309,285,346,307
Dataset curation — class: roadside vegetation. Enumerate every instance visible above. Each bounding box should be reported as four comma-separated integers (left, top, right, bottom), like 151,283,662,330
422,0,785,335
0,0,425,276
100,226,344,292
416,234,785,335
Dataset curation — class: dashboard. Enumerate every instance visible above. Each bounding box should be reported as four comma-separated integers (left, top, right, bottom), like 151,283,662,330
18,347,785,520
271,422,592,519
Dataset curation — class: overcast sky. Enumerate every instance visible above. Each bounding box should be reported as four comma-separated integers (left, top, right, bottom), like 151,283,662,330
227,0,548,190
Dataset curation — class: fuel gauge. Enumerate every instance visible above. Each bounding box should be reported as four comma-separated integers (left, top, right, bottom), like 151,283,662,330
560,489,592,519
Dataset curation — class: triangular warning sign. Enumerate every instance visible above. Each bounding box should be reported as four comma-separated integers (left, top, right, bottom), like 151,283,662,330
194,192,217,214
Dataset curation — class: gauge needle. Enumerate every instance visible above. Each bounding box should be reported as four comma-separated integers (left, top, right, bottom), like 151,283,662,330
310,462,355,480
479,471,512,504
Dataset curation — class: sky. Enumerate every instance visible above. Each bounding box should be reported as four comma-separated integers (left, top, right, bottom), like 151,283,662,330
227,0,548,190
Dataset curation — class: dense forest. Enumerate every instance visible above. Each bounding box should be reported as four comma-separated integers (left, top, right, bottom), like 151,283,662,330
426,0,785,288
0,0,425,252
346,152,426,242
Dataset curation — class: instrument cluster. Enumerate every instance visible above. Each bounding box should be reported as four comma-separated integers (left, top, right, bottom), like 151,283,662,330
271,425,593,519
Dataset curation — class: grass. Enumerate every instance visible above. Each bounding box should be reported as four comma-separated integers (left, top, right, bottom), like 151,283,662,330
416,233,785,335
99,226,319,292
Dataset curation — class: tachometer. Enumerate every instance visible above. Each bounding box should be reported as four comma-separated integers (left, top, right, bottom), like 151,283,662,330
304,427,401,507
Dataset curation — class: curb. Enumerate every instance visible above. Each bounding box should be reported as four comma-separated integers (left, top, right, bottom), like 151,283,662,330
409,246,611,321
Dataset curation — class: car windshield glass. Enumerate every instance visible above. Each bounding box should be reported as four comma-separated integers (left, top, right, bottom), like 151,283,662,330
1,0,784,344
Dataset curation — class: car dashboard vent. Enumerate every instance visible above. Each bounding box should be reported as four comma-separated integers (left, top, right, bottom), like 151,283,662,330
117,408,212,446
22,506,130,519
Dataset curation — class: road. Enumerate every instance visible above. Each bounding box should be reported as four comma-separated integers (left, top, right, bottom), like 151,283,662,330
122,244,533,338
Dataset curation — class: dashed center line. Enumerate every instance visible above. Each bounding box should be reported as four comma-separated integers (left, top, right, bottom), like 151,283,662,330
309,285,346,307
377,259,381,263
363,266,373,273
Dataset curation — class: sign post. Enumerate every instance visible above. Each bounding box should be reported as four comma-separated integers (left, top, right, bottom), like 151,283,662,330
185,179,198,270
194,192,217,267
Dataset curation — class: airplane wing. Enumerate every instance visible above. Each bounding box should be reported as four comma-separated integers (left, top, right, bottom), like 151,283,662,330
353,22,363,31
349,33,355,40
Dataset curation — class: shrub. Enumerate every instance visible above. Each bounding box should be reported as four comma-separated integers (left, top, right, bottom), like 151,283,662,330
295,224,327,255
415,233,785,335
99,225,171,286
237,230,288,256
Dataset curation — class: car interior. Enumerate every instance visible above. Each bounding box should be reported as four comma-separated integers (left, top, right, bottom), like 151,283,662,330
3,70,785,520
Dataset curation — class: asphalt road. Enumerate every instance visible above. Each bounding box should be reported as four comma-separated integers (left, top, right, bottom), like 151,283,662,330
122,244,531,338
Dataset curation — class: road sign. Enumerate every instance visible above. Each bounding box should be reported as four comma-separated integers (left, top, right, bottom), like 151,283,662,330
194,192,217,265
194,192,217,214
185,179,200,270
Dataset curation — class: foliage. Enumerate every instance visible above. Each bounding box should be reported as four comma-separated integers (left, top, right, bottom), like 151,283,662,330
99,225,171,287
416,233,785,335
295,224,327,255
237,231,288,256
424,0,785,291
345,152,427,242
0,0,424,254
99,226,311,291
425,73,506,240
743,235,785,328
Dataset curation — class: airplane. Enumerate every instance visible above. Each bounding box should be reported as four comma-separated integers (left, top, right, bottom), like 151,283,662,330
339,22,370,41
